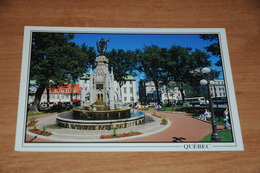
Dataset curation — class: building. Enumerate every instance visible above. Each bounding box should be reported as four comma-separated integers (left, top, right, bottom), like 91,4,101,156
138,80,182,105
121,75,138,104
80,73,138,107
199,79,226,98
28,83,81,103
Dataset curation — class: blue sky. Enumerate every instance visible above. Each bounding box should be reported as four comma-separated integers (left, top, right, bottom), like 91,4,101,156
71,33,223,82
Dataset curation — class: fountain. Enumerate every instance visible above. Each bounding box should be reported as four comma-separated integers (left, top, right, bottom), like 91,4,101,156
56,38,145,130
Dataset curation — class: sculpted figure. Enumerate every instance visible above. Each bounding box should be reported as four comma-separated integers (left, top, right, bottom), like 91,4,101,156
96,38,110,55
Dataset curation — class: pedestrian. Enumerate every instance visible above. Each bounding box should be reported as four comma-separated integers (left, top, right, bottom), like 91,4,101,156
223,108,231,129
154,104,158,111
199,109,211,121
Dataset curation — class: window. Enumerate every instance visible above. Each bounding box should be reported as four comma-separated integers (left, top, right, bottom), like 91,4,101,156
124,87,127,94
130,87,133,94
124,97,127,101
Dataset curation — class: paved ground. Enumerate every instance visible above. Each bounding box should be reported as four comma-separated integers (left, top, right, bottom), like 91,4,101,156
25,110,225,143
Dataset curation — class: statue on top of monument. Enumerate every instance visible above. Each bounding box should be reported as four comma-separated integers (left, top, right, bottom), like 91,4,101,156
96,38,110,55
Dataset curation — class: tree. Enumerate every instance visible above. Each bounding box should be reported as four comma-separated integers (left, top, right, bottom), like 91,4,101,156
137,45,168,105
29,33,94,112
200,34,221,66
106,49,139,103
106,49,138,87
165,46,211,105
63,42,96,103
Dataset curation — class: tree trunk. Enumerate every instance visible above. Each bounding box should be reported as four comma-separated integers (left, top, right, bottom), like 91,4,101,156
179,87,185,106
29,84,46,112
47,87,50,108
166,84,170,106
70,83,75,105
154,81,161,105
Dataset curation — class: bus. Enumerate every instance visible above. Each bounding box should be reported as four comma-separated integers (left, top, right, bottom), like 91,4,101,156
212,97,228,104
185,97,206,106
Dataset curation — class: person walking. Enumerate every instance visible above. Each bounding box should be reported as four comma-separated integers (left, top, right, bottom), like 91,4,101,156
223,108,231,129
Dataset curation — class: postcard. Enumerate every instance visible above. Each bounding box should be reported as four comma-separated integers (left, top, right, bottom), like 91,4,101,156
15,27,243,151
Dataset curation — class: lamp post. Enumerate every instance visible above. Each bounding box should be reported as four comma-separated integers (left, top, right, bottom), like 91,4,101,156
200,67,221,142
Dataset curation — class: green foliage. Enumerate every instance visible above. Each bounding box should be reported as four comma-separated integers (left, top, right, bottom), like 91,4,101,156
137,44,212,105
111,125,118,136
29,33,96,112
173,106,205,113
173,106,225,118
106,49,139,88
161,115,167,123
33,124,37,130
42,126,46,133
30,116,36,123
137,45,169,104
27,112,45,116
199,34,221,66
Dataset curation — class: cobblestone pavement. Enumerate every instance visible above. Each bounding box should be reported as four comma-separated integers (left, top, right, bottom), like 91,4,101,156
26,110,224,143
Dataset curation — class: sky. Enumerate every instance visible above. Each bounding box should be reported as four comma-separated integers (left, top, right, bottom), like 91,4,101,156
71,33,223,83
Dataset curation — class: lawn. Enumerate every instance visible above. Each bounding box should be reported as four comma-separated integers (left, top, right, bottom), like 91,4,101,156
27,111,46,116
201,130,233,142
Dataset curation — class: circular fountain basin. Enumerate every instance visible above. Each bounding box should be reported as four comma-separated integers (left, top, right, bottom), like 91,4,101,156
56,109,145,130
72,107,132,120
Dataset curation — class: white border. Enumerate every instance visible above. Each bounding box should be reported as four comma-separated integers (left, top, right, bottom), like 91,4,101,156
15,27,244,152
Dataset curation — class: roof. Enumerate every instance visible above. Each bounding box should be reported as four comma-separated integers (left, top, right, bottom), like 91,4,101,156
123,75,136,81
46,83,81,94
80,73,90,80
80,73,136,81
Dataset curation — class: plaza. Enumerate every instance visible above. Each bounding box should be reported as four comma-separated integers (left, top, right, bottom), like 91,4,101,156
26,109,226,143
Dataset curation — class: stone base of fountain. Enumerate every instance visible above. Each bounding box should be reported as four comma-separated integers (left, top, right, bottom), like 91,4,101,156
56,109,145,130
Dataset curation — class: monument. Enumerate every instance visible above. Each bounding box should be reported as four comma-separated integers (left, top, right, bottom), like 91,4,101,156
56,39,145,130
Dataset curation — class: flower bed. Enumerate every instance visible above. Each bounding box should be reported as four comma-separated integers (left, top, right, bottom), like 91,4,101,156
27,121,38,127
152,112,162,118
160,122,168,125
100,131,142,139
29,129,52,136
160,116,168,125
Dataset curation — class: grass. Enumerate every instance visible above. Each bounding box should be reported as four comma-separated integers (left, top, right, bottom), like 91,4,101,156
192,116,226,125
201,130,233,142
27,111,46,116
148,106,173,111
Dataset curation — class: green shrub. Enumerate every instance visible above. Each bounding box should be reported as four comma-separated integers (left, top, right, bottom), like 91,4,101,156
173,106,226,119
30,116,36,123
42,126,46,133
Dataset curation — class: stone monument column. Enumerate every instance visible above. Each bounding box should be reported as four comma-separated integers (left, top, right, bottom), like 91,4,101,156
80,81,86,107
89,65,95,105
109,67,115,110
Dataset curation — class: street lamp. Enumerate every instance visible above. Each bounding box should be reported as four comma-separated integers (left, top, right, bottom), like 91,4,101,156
200,67,221,142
